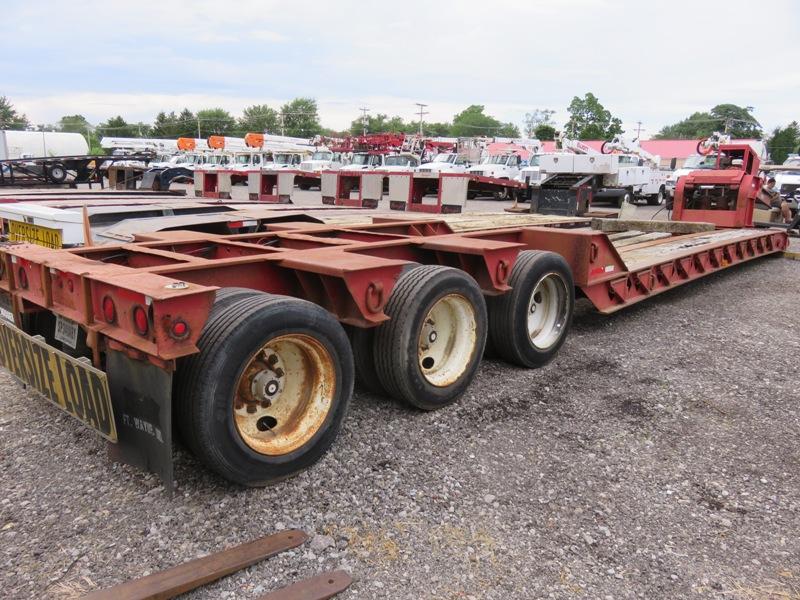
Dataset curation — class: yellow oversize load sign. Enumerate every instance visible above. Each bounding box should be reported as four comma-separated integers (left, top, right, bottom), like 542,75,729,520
0,320,117,441
7,221,63,249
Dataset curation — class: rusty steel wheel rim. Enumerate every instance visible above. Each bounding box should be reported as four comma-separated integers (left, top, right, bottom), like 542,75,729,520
233,334,336,456
417,293,477,388
527,272,568,350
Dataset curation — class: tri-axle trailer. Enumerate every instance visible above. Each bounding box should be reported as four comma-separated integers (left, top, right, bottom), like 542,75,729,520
0,201,787,488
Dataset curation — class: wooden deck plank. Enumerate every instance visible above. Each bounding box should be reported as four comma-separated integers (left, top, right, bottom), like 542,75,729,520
613,232,672,248
619,229,770,271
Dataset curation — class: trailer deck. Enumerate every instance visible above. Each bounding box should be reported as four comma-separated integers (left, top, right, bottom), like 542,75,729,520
0,212,788,487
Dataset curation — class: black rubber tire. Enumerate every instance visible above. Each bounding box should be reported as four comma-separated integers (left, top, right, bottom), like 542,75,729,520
646,187,665,206
174,294,353,486
213,286,262,308
298,182,311,191
347,325,386,395
487,251,574,368
174,287,264,451
47,163,67,183
373,265,487,410
618,191,632,208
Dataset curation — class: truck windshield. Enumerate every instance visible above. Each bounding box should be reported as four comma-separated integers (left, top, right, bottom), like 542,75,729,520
351,153,371,166
274,154,292,163
235,154,251,164
487,155,511,165
312,151,332,161
433,154,456,163
683,155,718,169
528,155,540,167
385,155,416,166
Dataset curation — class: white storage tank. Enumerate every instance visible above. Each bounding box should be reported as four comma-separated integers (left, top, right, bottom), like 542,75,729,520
0,130,89,160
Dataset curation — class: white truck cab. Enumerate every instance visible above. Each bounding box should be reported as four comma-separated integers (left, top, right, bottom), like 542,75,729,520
467,153,522,180
299,149,344,173
665,154,718,198
417,153,469,174
376,153,420,172
346,152,386,170
269,152,305,170
772,155,800,212
516,154,543,185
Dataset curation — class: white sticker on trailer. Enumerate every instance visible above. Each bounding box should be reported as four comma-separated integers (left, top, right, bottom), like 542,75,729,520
54,315,79,349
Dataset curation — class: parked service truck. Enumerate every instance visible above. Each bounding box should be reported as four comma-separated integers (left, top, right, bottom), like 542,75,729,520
1,130,89,160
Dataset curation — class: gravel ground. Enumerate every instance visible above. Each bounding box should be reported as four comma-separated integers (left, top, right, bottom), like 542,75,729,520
0,199,798,599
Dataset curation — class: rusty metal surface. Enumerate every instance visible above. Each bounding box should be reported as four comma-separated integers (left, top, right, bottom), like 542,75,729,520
0,216,789,366
82,530,308,600
255,571,352,600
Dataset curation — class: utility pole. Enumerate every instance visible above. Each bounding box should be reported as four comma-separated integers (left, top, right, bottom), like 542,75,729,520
359,107,370,135
635,121,645,139
196,116,201,139
279,113,285,136
414,102,429,136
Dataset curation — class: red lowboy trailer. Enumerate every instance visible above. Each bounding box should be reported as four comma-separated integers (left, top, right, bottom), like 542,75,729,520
0,197,788,487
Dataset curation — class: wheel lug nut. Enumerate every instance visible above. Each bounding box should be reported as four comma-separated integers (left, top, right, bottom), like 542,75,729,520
246,404,258,414
260,400,271,408
274,367,284,378
266,354,279,366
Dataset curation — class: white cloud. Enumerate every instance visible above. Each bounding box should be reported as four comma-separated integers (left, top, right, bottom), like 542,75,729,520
4,0,799,136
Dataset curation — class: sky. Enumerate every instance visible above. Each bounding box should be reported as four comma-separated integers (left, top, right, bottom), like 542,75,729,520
2,0,799,138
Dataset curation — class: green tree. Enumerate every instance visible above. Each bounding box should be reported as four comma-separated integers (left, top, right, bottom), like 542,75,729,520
239,104,279,135
655,111,715,139
0,96,29,130
57,114,91,134
450,105,517,137
56,114,100,151
97,115,140,138
280,97,321,137
197,108,236,136
767,122,799,164
349,113,411,135
564,93,623,140
534,124,557,140
426,122,452,137
656,104,762,139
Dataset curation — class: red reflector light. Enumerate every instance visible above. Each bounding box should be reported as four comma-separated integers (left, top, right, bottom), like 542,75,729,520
170,320,189,339
132,305,149,336
102,296,116,323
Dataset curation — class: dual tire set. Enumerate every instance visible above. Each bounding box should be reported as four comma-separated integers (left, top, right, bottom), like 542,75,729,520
174,251,575,486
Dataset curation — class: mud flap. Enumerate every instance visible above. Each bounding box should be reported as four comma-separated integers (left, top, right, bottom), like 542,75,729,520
105,350,174,492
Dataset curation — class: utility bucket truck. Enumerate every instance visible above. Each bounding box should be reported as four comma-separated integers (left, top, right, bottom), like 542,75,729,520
536,135,668,208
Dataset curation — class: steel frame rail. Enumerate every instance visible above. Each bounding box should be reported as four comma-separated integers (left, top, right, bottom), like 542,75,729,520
0,218,788,369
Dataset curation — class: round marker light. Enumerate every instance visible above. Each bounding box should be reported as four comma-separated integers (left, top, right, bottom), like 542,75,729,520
102,296,116,323
170,320,189,339
132,305,149,336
